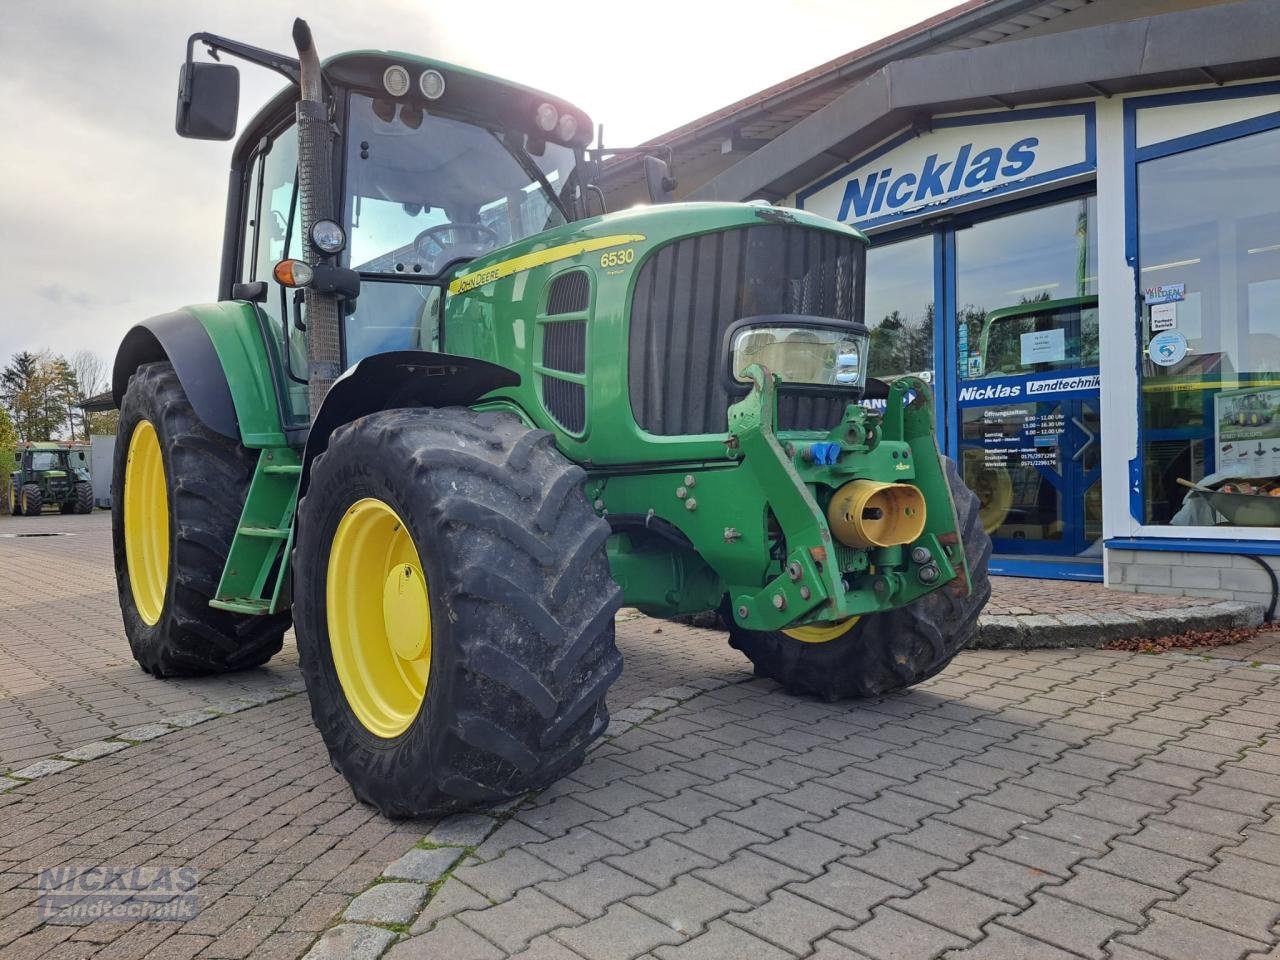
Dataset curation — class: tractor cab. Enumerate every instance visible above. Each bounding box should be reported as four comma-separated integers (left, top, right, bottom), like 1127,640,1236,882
179,35,594,428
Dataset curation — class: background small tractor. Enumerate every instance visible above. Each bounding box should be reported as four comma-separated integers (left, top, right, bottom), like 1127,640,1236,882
109,21,991,818
9,443,94,516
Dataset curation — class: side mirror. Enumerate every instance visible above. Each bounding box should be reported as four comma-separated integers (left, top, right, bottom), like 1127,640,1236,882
644,155,677,204
176,62,239,140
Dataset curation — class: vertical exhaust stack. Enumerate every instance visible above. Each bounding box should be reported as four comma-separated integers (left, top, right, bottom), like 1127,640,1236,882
292,18,342,416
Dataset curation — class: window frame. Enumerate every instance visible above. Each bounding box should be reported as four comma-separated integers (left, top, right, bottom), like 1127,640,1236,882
1120,80,1280,546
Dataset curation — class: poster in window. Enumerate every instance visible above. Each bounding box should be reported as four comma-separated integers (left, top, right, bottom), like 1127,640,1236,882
1214,387,1280,478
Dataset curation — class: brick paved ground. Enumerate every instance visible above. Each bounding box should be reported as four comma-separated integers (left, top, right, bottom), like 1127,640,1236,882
2,512,1258,771
0,513,299,770
5,511,1280,959
983,578,1208,616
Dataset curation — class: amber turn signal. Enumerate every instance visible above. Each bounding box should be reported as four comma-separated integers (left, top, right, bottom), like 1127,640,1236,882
273,259,314,288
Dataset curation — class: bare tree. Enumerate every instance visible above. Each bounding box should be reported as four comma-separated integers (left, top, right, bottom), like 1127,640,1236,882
69,350,110,441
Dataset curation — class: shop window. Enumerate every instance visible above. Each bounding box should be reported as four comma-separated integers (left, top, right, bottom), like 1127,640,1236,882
1137,125,1280,528
864,234,934,385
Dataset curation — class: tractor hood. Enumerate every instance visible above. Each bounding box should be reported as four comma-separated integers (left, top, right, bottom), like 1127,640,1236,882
445,202,866,296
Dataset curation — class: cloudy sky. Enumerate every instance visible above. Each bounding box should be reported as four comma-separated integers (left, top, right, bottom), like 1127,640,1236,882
0,0,955,371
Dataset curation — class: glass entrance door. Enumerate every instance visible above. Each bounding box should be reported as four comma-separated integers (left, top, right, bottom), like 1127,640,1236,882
864,192,1103,577
954,196,1101,571
955,297,1101,560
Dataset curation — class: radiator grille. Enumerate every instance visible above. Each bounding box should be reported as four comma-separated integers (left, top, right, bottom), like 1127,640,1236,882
543,322,586,375
542,376,585,434
628,224,864,436
546,270,590,315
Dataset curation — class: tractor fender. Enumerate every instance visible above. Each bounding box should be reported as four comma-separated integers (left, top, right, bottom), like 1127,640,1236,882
112,309,239,439
300,350,520,496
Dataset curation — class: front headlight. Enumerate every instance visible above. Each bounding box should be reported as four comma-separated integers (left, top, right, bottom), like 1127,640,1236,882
729,322,870,390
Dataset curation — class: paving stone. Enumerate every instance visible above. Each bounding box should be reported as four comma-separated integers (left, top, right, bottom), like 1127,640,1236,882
892,876,1012,940
627,874,750,938
423,812,497,847
1001,891,1136,959
302,923,397,960
1088,841,1205,893
56,739,130,762
538,861,656,919
831,904,968,960
113,723,176,742
1050,866,1169,923
786,862,906,922
693,850,808,906
590,807,685,852
940,851,1055,908
381,846,464,882
749,827,849,875
553,902,684,960
943,925,1085,960
387,917,504,959
472,818,551,861
652,918,794,960
669,816,769,859
1116,908,1266,960
410,877,491,934
457,887,584,954
343,880,429,924
454,849,565,903
724,888,850,954
1162,877,1280,943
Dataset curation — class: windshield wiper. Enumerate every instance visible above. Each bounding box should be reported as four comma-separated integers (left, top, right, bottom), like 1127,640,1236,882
492,131,570,222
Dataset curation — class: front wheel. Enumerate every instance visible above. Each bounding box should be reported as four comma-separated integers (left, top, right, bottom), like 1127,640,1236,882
74,481,94,514
293,407,623,818
727,457,992,701
20,484,42,516
8,482,20,516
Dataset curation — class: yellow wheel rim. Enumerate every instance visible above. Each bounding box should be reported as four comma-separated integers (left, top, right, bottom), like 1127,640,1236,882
783,617,859,644
123,420,170,626
327,498,432,739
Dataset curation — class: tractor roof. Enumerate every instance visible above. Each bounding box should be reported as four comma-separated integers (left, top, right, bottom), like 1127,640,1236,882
235,48,592,161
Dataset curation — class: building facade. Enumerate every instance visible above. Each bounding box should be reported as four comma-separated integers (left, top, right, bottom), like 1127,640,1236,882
615,0,1280,609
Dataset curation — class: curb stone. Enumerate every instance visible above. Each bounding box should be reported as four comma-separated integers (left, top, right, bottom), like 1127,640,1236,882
972,600,1265,650
302,924,398,960
0,684,306,792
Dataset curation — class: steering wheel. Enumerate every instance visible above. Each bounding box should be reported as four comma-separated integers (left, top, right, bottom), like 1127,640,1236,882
413,222,500,274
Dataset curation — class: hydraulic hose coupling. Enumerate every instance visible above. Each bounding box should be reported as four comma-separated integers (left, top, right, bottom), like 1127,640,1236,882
827,480,927,549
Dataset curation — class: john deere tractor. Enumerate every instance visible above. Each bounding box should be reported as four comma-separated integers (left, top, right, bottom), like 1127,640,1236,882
9,443,94,516
110,21,990,817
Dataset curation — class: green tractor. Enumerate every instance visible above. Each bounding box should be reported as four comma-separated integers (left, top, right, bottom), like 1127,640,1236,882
9,443,94,517
110,21,990,817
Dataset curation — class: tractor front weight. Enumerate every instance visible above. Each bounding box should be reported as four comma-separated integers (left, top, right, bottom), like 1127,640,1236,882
595,369,971,633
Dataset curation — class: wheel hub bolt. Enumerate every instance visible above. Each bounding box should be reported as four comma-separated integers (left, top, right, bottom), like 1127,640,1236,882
918,564,941,583
737,604,749,619
910,546,932,565
787,561,802,581
799,586,812,600
772,594,787,611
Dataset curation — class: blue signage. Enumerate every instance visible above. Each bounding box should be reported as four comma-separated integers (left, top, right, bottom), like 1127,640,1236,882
838,138,1039,221
795,104,1096,231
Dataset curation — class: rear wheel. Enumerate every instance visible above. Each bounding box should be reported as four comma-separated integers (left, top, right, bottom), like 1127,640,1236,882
20,484,42,516
727,457,991,701
8,482,20,516
74,481,94,514
293,407,623,818
112,361,288,677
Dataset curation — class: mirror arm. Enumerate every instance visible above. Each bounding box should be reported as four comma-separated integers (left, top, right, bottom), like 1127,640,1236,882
183,32,301,93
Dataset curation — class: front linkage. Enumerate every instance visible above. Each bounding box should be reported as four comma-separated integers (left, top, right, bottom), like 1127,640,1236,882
595,371,972,633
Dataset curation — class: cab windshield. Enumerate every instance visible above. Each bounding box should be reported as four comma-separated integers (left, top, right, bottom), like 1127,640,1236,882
344,92,579,277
